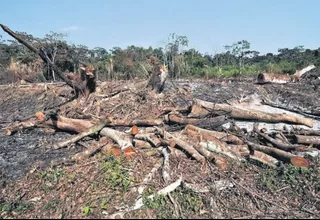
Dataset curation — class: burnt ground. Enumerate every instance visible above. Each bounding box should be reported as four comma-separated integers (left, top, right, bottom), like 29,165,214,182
1,76,320,219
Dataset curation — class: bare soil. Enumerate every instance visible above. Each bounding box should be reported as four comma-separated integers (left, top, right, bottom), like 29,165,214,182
1,76,320,219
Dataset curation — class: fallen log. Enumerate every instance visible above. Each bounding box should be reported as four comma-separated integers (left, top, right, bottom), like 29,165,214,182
53,118,110,149
246,141,310,168
194,98,313,128
293,135,320,146
200,141,242,161
35,112,134,151
36,113,94,133
257,65,315,84
110,118,163,127
100,127,134,151
184,124,244,144
154,127,206,163
164,114,231,129
192,142,228,169
254,127,307,151
248,150,280,168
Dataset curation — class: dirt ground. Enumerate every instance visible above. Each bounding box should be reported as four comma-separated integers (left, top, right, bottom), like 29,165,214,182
1,76,320,219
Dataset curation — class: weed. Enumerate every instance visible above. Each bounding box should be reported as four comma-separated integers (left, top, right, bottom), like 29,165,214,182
259,164,320,194
102,155,133,193
83,205,93,216
39,167,66,183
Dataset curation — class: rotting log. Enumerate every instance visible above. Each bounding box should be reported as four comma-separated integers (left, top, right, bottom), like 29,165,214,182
184,124,244,145
194,98,313,128
246,141,310,168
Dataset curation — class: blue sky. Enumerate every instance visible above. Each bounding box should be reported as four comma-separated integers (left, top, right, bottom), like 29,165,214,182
1,0,319,55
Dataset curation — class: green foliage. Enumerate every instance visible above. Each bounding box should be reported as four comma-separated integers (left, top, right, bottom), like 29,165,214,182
1,27,320,83
259,165,320,194
82,205,93,216
102,155,133,193
39,167,66,183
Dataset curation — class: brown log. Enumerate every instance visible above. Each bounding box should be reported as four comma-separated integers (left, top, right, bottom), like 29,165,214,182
293,135,320,146
257,73,292,84
184,124,244,144
165,113,230,129
154,127,206,163
189,103,209,116
36,113,94,133
35,113,133,151
248,150,280,168
110,118,163,127
229,144,250,156
194,98,313,128
192,142,228,169
0,24,80,92
246,141,310,168
53,118,110,149
200,141,242,161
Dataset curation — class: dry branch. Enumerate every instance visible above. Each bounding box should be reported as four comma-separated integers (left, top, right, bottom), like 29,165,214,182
53,118,110,149
194,98,313,128
155,127,206,163
246,141,310,168
254,127,307,151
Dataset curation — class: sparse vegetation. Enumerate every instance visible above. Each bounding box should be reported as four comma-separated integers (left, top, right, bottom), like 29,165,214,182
102,155,133,193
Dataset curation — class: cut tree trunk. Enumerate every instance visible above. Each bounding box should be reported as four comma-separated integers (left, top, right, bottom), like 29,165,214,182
194,98,313,128
293,135,320,146
246,141,310,168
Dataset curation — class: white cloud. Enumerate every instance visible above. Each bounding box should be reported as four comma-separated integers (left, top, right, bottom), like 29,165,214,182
60,26,84,32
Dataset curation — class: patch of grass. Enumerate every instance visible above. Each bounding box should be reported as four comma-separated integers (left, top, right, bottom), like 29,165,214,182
172,188,203,216
39,167,66,183
0,199,34,218
102,155,133,193
82,205,93,217
259,164,320,194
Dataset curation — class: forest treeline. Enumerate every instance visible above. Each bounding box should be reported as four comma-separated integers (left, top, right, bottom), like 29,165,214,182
0,31,319,83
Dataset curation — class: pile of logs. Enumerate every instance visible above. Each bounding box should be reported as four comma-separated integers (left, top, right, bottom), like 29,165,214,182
5,91,318,170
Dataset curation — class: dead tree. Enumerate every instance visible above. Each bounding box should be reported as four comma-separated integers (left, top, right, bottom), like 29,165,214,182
0,24,92,96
